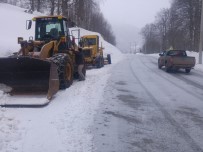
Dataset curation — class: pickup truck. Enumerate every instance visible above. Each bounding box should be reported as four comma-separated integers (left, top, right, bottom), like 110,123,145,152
158,50,195,73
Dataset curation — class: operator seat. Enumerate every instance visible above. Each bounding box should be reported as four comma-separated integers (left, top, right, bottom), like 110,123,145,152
49,28,59,39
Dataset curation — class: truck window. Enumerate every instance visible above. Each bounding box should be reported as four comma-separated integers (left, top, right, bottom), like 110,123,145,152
35,18,64,40
87,38,96,45
167,50,187,56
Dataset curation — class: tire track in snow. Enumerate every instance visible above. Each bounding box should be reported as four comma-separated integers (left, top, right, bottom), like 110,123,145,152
129,57,203,152
141,56,203,101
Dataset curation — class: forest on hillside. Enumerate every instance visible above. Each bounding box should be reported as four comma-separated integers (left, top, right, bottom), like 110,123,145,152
0,0,116,45
141,0,202,54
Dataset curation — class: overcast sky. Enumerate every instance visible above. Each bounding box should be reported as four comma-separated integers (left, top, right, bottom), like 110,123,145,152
100,0,171,52
100,0,171,28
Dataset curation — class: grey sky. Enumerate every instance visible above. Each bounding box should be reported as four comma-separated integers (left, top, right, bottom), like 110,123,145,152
100,0,171,28
100,0,171,52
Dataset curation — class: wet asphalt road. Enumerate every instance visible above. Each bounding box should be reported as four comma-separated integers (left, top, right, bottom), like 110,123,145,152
92,55,203,152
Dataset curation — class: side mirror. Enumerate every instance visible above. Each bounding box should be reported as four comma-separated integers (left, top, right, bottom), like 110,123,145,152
26,20,32,30
18,37,23,44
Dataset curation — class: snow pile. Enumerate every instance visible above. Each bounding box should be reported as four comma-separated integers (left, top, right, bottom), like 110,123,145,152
0,3,43,56
0,3,123,152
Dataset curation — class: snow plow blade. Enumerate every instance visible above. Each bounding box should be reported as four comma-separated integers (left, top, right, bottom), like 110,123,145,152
0,57,59,106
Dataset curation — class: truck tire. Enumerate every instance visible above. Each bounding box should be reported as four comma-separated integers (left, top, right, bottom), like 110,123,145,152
165,66,171,73
158,60,162,69
51,54,73,89
96,57,102,68
107,54,111,64
185,68,191,73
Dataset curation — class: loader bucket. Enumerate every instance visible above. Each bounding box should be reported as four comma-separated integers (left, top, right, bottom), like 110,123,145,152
0,56,59,103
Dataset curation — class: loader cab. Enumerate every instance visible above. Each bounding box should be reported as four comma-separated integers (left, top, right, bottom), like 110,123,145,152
33,16,69,41
30,16,74,52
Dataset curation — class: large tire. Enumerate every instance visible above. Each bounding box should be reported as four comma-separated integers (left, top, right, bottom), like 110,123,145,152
158,59,162,69
50,54,73,89
96,57,102,68
107,54,111,64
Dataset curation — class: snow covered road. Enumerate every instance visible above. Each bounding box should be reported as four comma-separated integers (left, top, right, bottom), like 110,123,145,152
92,54,203,152
1,54,203,152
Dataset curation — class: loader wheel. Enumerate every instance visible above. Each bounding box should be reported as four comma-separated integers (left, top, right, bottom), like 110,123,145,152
107,54,111,64
51,54,73,89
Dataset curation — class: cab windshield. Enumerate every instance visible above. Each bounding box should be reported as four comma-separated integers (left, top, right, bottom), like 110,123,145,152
86,38,97,45
35,18,65,40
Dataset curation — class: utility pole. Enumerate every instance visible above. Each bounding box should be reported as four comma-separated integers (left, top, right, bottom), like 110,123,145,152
199,0,203,64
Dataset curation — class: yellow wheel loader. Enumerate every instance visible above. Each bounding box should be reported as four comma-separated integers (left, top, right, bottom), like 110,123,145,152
0,16,85,106
81,35,111,68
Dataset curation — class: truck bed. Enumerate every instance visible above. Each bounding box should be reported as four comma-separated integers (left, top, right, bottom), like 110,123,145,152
170,56,195,68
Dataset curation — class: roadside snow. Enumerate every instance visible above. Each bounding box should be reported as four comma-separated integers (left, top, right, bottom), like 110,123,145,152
0,3,123,152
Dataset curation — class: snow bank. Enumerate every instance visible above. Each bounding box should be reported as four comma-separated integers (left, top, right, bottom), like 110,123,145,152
0,3,41,56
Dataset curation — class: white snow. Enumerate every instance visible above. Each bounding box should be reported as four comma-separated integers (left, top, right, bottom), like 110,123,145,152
0,3,123,152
